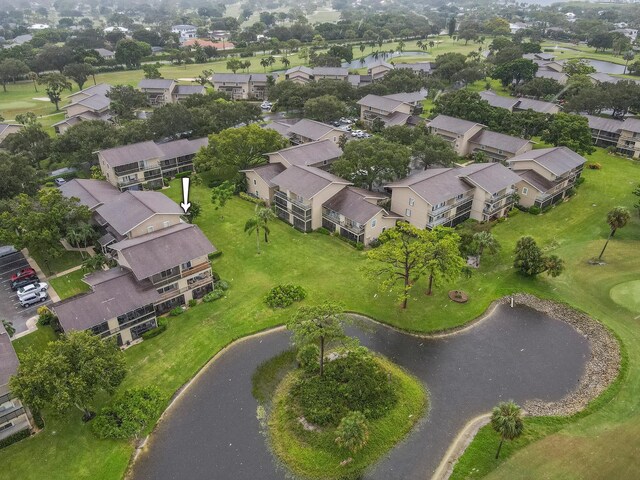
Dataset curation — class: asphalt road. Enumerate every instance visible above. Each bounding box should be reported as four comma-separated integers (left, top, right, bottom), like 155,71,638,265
0,251,51,334
132,304,590,480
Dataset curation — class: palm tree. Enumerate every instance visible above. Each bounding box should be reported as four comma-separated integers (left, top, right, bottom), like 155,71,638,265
281,57,290,68
491,401,524,459
598,206,631,260
397,40,405,53
260,58,269,71
359,43,366,54
417,40,423,51
429,40,435,50
28,71,38,92
256,205,276,243
473,231,499,267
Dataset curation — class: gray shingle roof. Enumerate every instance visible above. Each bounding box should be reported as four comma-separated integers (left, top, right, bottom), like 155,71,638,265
264,121,293,136
68,83,112,100
174,85,206,95
395,62,433,72
242,163,286,187
99,141,164,167
368,61,394,70
157,137,208,160
323,187,384,224
508,147,586,176
109,223,215,280
288,119,338,141
270,139,342,167
64,93,110,111
515,97,558,114
518,170,557,192
384,90,428,104
384,111,411,127
138,79,176,89
584,114,623,134
285,66,314,76
271,165,350,199
212,73,252,83
95,48,114,57
0,123,22,135
59,179,121,210
479,91,519,110
469,130,532,154
54,268,160,332
96,191,184,236
0,321,19,391
621,117,640,133
535,70,568,82
589,72,624,84
428,114,483,135
313,67,348,76
460,163,522,194
357,94,406,112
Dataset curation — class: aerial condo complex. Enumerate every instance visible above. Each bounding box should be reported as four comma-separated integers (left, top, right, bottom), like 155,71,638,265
0,1,638,480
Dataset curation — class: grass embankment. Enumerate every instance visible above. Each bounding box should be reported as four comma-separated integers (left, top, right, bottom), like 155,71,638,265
49,269,90,300
269,356,427,480
1,149,639,480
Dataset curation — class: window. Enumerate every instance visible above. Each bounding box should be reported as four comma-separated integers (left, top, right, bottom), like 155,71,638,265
181,261,192,270
255,190,259,196
0,422,13,433
163,221,170,228
371,219,377,228
159,268,174,279
405,209,412,217
409,197,415,206
253,179,257,185
157,283,177,294
522,187,529,196
147,226,154,233
456,194,464,200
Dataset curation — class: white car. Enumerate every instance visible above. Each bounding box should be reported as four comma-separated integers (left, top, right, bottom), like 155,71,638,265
351,129,363,137
19,291,48,308
17,282,48,299
260,101,273,110
339,117,352,125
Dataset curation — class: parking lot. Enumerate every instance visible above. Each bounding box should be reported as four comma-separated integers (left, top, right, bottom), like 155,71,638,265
0,250,52,334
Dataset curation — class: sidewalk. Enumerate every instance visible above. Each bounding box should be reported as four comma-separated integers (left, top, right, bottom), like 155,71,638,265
21,248,61,302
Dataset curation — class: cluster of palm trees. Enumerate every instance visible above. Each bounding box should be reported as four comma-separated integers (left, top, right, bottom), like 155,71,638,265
259,55,290,72
66,224,96,259
244,204,276,254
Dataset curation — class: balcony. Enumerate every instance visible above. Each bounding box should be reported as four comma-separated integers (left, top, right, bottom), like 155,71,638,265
431,196,471,216
483,199,513,215
487,189,515,205
181,262,211,278
99,311,157,339
114,162,161,177
322,208,365,235
0,404,26,425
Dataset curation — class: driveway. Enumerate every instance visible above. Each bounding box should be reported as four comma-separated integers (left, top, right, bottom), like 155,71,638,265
131,304,590,480
0,251,52,334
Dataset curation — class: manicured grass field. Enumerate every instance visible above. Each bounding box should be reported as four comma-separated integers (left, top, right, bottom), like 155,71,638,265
269,356,427,479
1,149,638,480
30,248,84,277
609,280,640,314
49,269,90,300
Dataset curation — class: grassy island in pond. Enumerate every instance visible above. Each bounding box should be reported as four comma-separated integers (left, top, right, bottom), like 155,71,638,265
267,349,427,479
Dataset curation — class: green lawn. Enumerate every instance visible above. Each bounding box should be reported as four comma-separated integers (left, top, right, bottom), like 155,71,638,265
1,149,639,480
49,269,90,300
30,248,84,277
13,325,58,357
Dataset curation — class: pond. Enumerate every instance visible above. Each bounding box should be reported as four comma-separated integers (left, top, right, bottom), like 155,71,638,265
131,304,590,480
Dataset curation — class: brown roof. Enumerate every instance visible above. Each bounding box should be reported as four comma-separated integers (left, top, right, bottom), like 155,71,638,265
0,322,19,392
157,137,208,160
54,268,160,332
428,115,483,135
469,130,532,154
323,187,384,224
508,147,586,176
173,85,206,95
288,119,339,141
515,97,558,114
59,179,121,210
109,223,215,280
242,163,286,187
96,191,184,236
99,141,163,167
518,170,557,192
269,140,342,167
357,94,407,112
621,117,640,134
271,165,350,199
138,79,176,90
584,114,623,134
460,163,522,194
479,91,519,110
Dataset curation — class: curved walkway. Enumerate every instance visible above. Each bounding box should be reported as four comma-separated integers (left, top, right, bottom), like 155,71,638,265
130,303,591,480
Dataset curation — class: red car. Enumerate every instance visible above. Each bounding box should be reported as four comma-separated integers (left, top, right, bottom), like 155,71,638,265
11,267,36,282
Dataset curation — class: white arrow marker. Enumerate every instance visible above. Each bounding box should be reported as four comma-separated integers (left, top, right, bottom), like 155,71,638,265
180,177,191,214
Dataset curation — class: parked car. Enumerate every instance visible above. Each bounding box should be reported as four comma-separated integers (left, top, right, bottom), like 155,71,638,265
351,129,363,137
54,178,66,187
260,101,273,110
11,275,38,291
339,117,352,125
17,282,49,299
0,245,17,258
11,267,36,282
19,290,47,308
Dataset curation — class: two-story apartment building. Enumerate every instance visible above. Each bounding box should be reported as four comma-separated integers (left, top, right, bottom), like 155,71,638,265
97,137,208,190
211,73,276,100
616,118,640,158
367,61,394,80
0,322,32,441
583,115,640,158
479,90,560,114
0,123,23,144
387,163,521,229
53,83,113,134
138,79,177,106
357,94,414,128
55,186,216,346
284,66,315,84
508,147,586,209
312,67,349,81
427,115,484,156
395,62,434,75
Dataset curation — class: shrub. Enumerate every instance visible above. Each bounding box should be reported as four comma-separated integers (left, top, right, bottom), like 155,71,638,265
239,192,266,205
335,411,369,453
587,162,602,170
203,289,225,302
575,176,585,186
175,171,192,179
296,344,320,374
141,318,168,340
507,209,519,218
368,238,382,248
291,348,397,427
528,206,541,215
0,429,31,449
497,217,506,223
169,306,184,316
265,284,307,308
566,187,576,197
315,227,331,235
208,251,223,260
92,387,164,439
188,299,197,308
211,270,221,282
162,177,170,187
37,306,56,326
32,410,45,429
217,280,229,291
